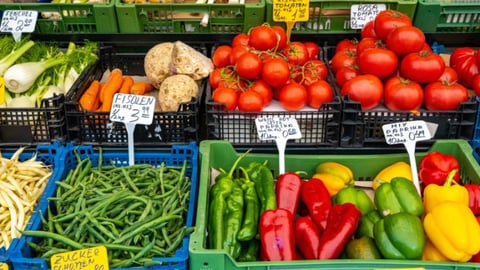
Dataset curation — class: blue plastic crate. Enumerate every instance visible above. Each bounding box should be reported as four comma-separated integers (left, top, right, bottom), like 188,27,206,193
0,142,67,259
10,142,199,270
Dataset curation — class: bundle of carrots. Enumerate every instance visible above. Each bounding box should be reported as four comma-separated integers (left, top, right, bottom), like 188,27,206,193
79,68,155,112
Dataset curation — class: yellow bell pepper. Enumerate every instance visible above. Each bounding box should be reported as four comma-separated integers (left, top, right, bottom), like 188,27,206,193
423,201,480,262
372,161,413,190
422,237,450,262
423,169,469,214
312,173,345,196
313,161,354,196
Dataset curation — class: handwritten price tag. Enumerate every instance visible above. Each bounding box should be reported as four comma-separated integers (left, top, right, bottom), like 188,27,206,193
0,10,38,41
109,93,155,125
50,246,108,270
0,262,8,270
350,4,385,29
255,116,301,141
382,120,432,145
272,0,309,22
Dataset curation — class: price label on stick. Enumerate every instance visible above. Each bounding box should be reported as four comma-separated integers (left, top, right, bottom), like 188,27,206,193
382,120,434,195
255,116,302,174
0,10,38,42
50,246,108,270
272,0,309,42
110,93,156,165
350,4,385,29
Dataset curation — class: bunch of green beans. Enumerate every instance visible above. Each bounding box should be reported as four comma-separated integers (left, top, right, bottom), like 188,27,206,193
22,151,193,268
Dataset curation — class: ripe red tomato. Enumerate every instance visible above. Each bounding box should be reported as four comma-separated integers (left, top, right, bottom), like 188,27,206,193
384,77,424,111
424,81,469,111
230,45,249,65
303,42,321,60
473,74,480,97
300,59,328,87
235,52,262,80
361,20,376,39
330,49,357,74
373,10,412,41
450,47,480,89
261,58,291,87
232,33,249,47
212,87,239,111
385,25,425,56
283,41,309,66
335,39,358,54
248,79,273,106
271,26,288,49
400,51,446,84
341,74,383,110
356,37,383,56
335,66,360,88
438,66,458,83
212,45,232,68
278,82,307,111
248,25,277,51
209,67,238,89
357,47,398,79
306,80,334,109
238,90,264,112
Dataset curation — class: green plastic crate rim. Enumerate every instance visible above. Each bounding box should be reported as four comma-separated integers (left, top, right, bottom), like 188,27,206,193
115,0,265,33
265,0,417,33
0,1,118,33
413,0,480,33
190,139,480,270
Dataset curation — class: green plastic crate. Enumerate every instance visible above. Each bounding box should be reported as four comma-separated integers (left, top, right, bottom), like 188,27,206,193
265,0,417,33
190,139,480,270
115,0,264,33
413,0,480,33
0,1,118,33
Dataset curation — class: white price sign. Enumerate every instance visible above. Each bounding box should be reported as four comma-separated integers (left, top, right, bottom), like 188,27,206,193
109,93,155,125
255,116,301,141
0,10,38,41
350,4,385,29
382,120,432,145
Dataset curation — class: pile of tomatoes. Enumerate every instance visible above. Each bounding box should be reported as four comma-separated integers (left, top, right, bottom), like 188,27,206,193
331,9,471,112
209,24,334,112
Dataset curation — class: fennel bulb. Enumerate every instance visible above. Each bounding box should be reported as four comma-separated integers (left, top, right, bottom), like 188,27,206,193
5,57,65,94
0,40,35,76
7,95,37,108
41,85,65,100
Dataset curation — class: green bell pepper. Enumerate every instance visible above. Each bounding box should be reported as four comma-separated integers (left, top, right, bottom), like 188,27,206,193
373,212,425,259
374,177,424,217
355,210,382,239
334,186,375,215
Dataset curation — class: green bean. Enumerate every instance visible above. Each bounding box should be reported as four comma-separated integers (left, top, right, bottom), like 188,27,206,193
114,214,182,244
22,230,84,249
111,237,156,268
84,225,107,243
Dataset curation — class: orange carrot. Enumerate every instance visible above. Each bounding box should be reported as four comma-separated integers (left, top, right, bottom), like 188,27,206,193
79,80,101,111
130,81,155,95
99,68,123,103
119,76,134,94
99,68,124,112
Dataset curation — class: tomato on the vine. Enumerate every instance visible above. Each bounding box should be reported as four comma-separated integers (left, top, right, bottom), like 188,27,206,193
341,74,383,110
248,25,277,51
357,47,398,79
238,89,264,112
283,41,309,66
330,49,357,74
248,79,273,106
424,81,468,111
306,80,334,109
212,87,239,111
450,47,480,89
235,52,262,80
373,10,412,41
400,50,445,84
232,33,249,47
300,59,328,87
304,42,321,60
212,45,232,68
271,26,288,50
335,66,360,88
385,25,425,56
230,45,249,65
278,82,307,111
384,76,423,111
209,67,238,89
261,58,291,87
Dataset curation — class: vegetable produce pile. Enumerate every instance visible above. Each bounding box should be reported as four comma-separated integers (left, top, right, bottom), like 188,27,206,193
207,149,480,262
22,151,193,268
330,10,473,112
0,35,98,108
0,147,52,249
209,25,333,112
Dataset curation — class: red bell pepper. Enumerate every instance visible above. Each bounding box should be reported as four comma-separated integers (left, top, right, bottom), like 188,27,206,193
294,215,321,259
419,151,460,186
276,172,303,216
259,208,295,261
469,216,480,262
301,178,331,230
464,183,480,215
318,203,362,259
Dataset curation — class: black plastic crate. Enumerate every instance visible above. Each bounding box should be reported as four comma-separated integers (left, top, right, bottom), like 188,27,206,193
65,46,205,147
0,94,66,146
